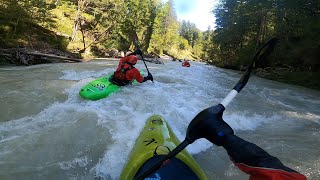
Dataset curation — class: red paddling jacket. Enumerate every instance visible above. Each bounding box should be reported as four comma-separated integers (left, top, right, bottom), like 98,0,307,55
224,135,307,180
110,55,144,86
182,61,190,67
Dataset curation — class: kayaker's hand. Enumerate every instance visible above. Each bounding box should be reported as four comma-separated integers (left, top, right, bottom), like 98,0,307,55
132,49,143,56
147,73,153,81
186,104,234,146
142,73,153,82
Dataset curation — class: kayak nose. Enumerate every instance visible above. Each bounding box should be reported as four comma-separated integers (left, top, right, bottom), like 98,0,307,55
79,88,96,99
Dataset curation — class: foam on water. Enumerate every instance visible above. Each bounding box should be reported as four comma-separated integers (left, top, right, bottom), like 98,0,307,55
60,70,102,80
59,61,276,179
282,111,320,125
224,112,282,131
59,156,89,170
9,61,264,179
1,60,319,179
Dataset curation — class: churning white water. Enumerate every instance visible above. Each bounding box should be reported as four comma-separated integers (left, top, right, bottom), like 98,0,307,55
0,59,319,180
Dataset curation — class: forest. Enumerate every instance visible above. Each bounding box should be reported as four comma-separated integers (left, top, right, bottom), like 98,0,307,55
0,0,319,89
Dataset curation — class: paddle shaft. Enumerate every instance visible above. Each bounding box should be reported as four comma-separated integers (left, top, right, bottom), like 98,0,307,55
133,39,154,83
140,54,151,74
134,139,190,180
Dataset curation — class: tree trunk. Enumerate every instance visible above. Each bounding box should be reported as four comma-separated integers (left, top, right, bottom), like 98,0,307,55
84,23,114,50
143,3,157,52
255,12,267,50
71,6,81,41
127,30,139,50
80,19,86,51
0,48,82,65
13,13,21,34
71,0,87,42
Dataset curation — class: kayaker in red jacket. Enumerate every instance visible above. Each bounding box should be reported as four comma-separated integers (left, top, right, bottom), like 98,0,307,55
182,60,190,67
109,51,153,86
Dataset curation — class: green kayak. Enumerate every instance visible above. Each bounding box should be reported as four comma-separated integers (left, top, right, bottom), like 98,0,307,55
79,71,143,100
120,115,208,179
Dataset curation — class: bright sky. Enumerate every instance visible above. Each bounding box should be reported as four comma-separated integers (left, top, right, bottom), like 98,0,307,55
163,0,219,31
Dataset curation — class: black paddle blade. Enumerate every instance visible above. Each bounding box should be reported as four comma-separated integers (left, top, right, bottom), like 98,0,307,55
186,104,234,145
233,37,279,93
255,37,279,62
149,72,154,82
134,39,141,50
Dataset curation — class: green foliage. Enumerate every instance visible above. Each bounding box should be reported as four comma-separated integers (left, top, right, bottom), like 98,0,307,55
208,0,320,72
0,0,208,61
179,38,189,50
49,4,76,35
0,0,67,49
180,20,199,48
148,1,180,54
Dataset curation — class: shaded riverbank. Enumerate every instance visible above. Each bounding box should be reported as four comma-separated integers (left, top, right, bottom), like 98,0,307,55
213,62,320,91
255,68,320,91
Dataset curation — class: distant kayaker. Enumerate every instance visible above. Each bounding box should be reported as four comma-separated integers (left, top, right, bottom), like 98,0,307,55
109,50,153,86
182,60,190,67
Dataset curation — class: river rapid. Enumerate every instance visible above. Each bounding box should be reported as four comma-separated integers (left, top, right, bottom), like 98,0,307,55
0,59,319,180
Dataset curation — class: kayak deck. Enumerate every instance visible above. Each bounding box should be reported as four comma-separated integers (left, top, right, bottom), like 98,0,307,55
120,115,208,179
79,74,120,100
79,71,144,101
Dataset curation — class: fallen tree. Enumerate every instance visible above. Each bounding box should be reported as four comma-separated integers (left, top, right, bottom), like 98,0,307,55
0,48,82,65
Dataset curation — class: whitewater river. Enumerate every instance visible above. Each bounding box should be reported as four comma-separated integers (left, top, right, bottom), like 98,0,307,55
0,59,319,180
